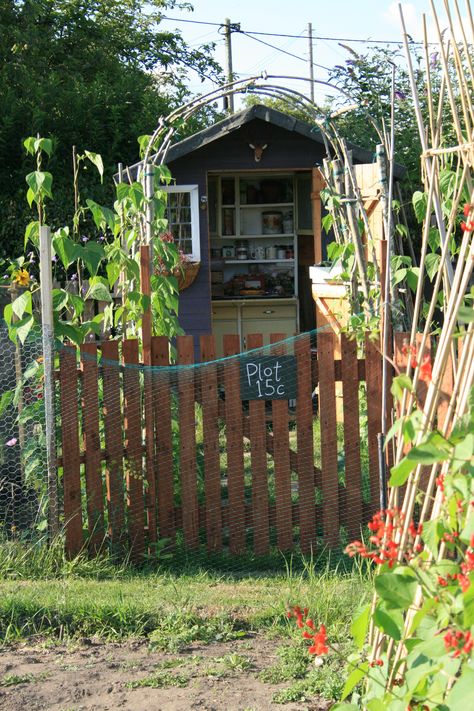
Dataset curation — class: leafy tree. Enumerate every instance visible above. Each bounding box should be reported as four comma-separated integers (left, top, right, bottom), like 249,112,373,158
0,0,223,257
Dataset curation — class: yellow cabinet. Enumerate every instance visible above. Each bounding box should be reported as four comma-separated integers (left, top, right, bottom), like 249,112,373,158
212,300,298,356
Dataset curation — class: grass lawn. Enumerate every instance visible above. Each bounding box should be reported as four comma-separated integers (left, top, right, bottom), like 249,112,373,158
0,543,371,704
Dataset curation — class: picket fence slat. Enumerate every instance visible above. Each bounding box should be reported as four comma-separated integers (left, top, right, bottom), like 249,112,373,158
101,340,125,549
271,333,293,551
317,331,339,547
223,334,246,554
58,329,446,561
365,334,382,515
152,336,175,541
247,333,270,555
60,346,83,557
177,336,199,549
122,339,145,559
200,335,222,552
341,334,362,541
295,333,316,553
80,343,104,552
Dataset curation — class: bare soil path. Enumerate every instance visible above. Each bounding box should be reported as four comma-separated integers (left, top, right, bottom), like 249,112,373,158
0,635,331,711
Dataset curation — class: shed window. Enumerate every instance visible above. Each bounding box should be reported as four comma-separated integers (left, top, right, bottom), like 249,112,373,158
163,185,200,262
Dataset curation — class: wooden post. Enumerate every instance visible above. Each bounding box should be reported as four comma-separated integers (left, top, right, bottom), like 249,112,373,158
223,334,246,553
270,333,293,551
200,335,222,552
140,244,156,542
311,167,326,265
39,225,59,538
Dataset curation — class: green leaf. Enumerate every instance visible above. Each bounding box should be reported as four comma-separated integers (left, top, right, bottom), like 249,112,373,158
86,199,115,231
421,518,442,556
373,607,401,640
84,151,104,182
385,417,404,445
23,137,37,156
351,604,370,649
52,289,69,311
106,262,121,289
375,573,417,609
3,303,13,327
67,292,85,318
25,170,53,200
52,230,80,269
391,374,412,402
406,441,449,465
412,191,428,223
322,213,334,234
389,457,416,486
81,241,105,277
54,319,84,345
405,267,420,292
11,291,32,320
341,661,369,700
13,315,35,344
425,252,441,281
0,390,14,417
137,134,152,157
85,282,112,303
395,223,408,238
453,433,474,471
37,137,53,156
458,305,474,323
463,579,474,627
393,267,407,286
24,220,40,249
26,187,35,208
445,667,474,710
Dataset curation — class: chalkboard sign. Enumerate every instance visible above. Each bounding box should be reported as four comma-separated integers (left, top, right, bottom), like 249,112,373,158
240,356,297,400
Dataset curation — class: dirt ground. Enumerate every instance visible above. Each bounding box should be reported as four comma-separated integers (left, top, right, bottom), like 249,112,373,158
0,634,331,711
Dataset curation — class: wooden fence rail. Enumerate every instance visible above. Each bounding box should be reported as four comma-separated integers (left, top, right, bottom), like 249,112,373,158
56,331,434,560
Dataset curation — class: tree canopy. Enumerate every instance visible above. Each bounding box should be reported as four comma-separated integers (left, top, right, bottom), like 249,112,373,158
0,0,223,256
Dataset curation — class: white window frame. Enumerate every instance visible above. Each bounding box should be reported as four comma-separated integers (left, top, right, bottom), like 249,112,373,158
162,185,201,262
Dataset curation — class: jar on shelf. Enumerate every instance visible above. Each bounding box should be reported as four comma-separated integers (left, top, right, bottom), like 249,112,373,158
283,211,294,234
262,211,283,235
236,241,248,260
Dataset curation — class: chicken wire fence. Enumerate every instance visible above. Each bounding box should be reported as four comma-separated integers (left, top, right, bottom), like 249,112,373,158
0,322,50,541
0,318,386,565
55,329,381,566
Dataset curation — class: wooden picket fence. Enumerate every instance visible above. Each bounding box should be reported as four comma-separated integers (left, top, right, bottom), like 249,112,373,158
57,330,447,561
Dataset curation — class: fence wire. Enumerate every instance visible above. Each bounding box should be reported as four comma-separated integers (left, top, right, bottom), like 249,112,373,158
55,329,379,567
0,322,50,541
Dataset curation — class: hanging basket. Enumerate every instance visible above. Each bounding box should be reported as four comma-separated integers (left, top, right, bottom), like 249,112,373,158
176,260,200,291
155,260,201,291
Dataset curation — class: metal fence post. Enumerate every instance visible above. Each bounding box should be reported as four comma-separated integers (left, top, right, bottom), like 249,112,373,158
39,225,59,538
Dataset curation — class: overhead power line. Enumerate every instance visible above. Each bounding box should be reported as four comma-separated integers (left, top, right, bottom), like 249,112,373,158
160,15,431,45
240,30,331,72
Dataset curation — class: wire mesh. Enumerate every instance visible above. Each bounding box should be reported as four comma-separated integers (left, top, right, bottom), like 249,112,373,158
0,322,50,541
55,328,380,567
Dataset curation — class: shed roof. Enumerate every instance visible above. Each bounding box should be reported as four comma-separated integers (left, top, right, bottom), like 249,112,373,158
125,103,405,178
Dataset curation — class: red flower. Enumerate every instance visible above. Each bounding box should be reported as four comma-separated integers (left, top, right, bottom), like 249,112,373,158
463,203,473,217
444,629,473,657
419,354,432,382
308,624,328,655
460,220,474,232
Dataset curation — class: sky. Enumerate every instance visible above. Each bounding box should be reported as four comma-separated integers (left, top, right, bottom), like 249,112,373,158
159,0,464,107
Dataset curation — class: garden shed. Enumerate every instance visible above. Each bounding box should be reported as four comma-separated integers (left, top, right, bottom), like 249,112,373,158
126,104,396,354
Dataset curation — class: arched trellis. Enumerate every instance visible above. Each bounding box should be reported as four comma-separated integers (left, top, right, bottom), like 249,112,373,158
130,74,392,319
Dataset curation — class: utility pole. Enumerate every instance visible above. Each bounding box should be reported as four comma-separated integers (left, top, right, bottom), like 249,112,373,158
308,22,315,103
223,18,235,114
